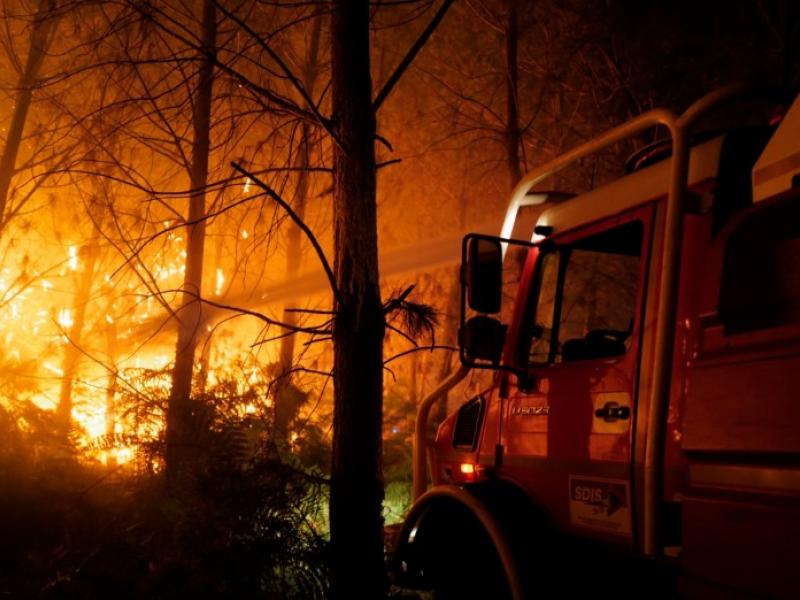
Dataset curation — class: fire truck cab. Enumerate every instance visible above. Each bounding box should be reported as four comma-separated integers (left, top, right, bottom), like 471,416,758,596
392,85,800,598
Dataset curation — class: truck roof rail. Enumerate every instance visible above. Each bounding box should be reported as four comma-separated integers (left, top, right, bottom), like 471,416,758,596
499,191,573,249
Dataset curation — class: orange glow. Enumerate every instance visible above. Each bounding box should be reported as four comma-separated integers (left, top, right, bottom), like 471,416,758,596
460,462,475,475
0,215,307,469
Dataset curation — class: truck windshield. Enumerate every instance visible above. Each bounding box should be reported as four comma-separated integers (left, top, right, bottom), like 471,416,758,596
527,220,644,364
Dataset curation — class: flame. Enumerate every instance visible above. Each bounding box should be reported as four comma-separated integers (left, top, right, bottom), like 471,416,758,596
58,308,74,329
0,203,322,473
43,362,64,376
68,245,79,271
215,268,225,296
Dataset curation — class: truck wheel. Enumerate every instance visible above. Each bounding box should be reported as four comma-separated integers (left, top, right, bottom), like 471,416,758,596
394,500,514,600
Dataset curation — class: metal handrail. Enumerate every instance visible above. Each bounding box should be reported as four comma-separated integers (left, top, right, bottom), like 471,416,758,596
643,82,779,556
412,364,470,500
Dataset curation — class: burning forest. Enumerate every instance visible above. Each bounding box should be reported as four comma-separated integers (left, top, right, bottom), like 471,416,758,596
0,1,797,599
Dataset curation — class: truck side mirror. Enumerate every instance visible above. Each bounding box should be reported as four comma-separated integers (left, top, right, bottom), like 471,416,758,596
459,316,508,364
464,235,503,314
459,232,535,371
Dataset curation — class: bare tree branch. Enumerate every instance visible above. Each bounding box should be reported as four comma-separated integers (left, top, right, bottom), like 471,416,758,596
231,161,342,305
213,1,340,146
174,287,330,335
372,0,455,111
384,344,458,365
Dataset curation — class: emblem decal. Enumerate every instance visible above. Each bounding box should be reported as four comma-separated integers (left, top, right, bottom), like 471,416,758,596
510,405,549,416
568,476,632,536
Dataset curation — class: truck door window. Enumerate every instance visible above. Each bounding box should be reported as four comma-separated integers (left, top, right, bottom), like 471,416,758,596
529,251,559,363
528,221,643,364
501,243,532,324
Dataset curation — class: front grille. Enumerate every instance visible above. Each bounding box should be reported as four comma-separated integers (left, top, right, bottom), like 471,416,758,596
452,395,484,450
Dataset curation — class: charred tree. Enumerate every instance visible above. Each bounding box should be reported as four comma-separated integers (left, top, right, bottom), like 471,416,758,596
165,0,216,485
325,1,454,594
329,0,386,596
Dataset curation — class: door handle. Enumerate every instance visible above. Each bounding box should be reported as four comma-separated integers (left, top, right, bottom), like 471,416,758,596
594,401,630,422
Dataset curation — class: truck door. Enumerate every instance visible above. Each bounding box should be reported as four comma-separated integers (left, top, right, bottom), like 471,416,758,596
502,204,654,545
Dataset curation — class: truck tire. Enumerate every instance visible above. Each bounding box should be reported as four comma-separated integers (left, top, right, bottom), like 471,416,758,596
391,485,530,600
416,502,510,599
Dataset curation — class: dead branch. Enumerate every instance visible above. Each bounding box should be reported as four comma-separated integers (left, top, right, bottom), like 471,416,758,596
384,344,458,364
373,0,455,111
172,287,330,335
231,161,342,305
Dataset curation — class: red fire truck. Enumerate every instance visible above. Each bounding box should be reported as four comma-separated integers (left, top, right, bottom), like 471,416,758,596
392,84,800,598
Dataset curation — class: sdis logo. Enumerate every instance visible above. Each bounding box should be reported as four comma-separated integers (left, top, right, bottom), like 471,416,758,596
573,486,603,503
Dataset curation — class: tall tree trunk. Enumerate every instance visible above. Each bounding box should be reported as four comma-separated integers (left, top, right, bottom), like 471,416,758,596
165,0,215,485
504,0,522,187
0,0,57,234
56,242,98,434
274,14,322,449
329,0,386,597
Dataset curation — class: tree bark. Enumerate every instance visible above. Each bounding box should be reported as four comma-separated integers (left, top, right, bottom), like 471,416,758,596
165,0,215,485
329,0,387,597
0,0,58,234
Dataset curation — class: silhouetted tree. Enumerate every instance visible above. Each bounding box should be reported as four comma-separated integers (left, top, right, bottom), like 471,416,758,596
0,0,59,236
328,1,454,595
275,12,323,452
328,0,385,595
165,0,216,485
